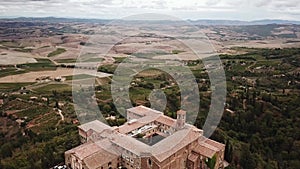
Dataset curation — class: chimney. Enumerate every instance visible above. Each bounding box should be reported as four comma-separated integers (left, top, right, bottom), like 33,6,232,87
176,110,186,130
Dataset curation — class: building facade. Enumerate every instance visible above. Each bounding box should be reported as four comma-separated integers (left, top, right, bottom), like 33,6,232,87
65,106,227,169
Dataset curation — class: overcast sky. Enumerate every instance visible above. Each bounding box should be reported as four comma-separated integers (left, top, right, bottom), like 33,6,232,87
0,0,300,21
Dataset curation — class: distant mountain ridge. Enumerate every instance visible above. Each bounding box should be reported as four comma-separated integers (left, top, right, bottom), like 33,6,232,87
0,17,113,24
1,17,300,25
190,19,300,25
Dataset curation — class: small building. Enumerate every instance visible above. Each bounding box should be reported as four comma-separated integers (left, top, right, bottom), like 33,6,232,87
56,102,65,107
54,76,66,82
30,96,38,100
16,119,25,126
41,97,48,102
20,89,30,95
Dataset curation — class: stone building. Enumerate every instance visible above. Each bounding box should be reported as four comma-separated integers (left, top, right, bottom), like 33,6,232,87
65,106,228,169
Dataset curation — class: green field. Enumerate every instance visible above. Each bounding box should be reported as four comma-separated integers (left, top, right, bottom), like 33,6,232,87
47,48,66,57
97,64,117,73
0,82,34,92
55,58,77,63
0,59,56,78
17,58,56,71
0,40,20,48
0,67,27,78
64,74,95,81
82,57,104,62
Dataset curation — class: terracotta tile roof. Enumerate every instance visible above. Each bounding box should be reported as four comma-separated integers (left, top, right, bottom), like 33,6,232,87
177,110,186,115
193,143,218,158
155,115,176,127
127,105,163,117
84,139,119,169
152,127,202,162
75,119,204,163
117,121,145,134
188,153,199,162
113,126,203,163
110,132,149,155
65,142,103,160
84,150,117,169
78,120,111,133
138,113,161,123
203,138,225,151
193,137,225,158
118,113,161,134
66,139,120,169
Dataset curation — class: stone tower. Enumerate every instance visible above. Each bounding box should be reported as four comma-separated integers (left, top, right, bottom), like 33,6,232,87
176,110,186,130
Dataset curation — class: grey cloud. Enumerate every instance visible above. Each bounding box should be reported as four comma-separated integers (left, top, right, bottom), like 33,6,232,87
273,0,300,8
252,0,300,8
205,0,222,6
81,0,116,6
254,0,272,7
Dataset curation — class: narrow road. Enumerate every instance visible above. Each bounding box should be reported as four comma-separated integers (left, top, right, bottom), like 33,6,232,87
57,109,64,121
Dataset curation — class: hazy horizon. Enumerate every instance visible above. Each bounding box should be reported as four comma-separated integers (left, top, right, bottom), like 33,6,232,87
1,16,300,22
0,0,299,21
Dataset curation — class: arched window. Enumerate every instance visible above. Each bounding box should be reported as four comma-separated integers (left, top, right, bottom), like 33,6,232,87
148,159,152,166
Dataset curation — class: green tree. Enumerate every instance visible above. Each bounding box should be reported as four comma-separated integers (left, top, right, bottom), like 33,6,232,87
0,143,13,158
240,146,256,169
205,155,217,169
225,139,233,163
103,104,112,113
42,144,55,168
